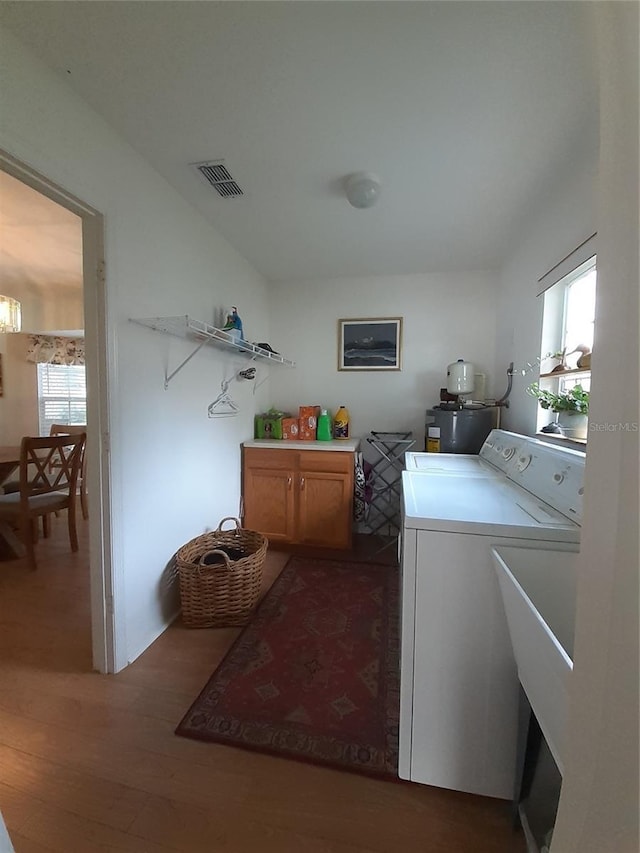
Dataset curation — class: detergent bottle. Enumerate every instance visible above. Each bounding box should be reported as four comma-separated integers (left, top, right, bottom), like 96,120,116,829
333,406,350,440
317,409,332,441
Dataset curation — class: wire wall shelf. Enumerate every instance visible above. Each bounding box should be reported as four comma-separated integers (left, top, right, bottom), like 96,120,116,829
131,315,295,388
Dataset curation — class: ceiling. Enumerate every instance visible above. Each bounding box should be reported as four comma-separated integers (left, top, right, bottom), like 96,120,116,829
0,1,599,283
0,170,83,300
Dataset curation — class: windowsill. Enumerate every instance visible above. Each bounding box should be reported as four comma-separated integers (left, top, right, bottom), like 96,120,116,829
536,432,587,450
539,367,591,379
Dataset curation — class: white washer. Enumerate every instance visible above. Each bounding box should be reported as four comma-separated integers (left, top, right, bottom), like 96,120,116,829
399,432,585,799
406,428,536,477
405,452,503,477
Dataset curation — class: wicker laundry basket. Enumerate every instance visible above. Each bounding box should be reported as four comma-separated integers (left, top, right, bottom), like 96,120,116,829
176,517,268,628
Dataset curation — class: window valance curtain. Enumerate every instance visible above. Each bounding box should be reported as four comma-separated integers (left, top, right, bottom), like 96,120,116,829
26,335,85,366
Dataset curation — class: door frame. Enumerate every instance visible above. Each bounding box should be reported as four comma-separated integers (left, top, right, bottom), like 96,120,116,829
0,148,115,673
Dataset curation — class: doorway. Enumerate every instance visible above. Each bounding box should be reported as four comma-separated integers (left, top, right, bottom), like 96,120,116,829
0,148,114,673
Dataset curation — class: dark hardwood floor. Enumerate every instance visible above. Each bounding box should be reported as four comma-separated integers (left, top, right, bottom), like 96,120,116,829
0,518,526,852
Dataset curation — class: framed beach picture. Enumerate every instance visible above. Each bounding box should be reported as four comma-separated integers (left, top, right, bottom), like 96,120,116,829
338,317,403,371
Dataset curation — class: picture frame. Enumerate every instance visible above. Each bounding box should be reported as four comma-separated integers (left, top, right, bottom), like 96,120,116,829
337,317,403,371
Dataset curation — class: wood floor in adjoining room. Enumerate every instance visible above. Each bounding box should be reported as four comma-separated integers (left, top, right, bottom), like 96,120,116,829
0,520,526,853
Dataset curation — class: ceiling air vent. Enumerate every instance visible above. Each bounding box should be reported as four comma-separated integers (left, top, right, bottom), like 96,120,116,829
192,160,243,198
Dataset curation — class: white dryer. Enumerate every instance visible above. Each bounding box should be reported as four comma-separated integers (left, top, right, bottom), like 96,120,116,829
399,432,585,799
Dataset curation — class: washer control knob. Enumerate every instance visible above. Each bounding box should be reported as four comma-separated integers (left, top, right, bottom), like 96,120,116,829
553,472,565,484
502,447,515,460
578,486,585,496
516,454,532,472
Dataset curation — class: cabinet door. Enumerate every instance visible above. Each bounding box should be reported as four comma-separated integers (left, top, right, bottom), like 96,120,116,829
297,469,353,549
243,452,296,542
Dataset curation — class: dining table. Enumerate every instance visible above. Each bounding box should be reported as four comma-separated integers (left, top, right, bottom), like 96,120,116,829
0,445,26,559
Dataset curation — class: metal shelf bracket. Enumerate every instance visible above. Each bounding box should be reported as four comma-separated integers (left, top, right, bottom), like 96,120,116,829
163,338,209,389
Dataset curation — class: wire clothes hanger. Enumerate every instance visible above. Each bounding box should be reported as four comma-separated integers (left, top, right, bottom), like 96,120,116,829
207,367,256,418
208,377,240,418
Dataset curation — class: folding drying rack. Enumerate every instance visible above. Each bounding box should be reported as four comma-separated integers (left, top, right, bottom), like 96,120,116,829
364,431,416,548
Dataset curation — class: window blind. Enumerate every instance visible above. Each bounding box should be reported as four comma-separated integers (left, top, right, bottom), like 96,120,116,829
37,363,87,435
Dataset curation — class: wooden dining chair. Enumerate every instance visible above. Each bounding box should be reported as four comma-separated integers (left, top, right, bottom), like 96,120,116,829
3,423,88,522
0,433,85,570
50,424,88,519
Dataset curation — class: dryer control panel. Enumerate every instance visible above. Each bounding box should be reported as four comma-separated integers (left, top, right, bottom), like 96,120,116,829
480,430,586,523
506,440,585,524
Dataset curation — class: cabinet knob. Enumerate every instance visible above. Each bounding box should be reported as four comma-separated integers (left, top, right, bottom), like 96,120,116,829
300,476,305,490
287,476,292,489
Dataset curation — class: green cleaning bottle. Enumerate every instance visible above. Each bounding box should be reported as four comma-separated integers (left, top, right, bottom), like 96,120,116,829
317,409,332,441
333,406,350,440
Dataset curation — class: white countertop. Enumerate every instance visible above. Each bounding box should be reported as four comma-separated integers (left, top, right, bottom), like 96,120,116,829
244,438,360,452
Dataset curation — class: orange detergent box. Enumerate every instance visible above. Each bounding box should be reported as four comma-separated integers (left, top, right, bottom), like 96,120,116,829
298,406,320,440
281,418,300,440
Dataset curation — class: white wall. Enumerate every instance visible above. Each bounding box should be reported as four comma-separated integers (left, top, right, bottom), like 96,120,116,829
494,4,638,850
552,4,639,851
0,334,38,444
495,143,598,435
0,27,273,669
268,272,499,451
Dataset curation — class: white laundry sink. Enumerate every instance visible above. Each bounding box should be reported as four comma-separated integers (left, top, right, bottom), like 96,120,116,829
491,545,578,776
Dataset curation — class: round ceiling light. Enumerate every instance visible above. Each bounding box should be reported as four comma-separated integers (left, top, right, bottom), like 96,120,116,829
344,172,381,209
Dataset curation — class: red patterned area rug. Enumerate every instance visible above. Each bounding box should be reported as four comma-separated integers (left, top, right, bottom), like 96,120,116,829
176,556,400,780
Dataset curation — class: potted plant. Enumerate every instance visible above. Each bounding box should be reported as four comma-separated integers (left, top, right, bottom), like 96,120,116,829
527,383,590,439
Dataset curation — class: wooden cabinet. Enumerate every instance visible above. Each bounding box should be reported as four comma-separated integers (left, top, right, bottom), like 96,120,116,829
243,456,296,543
242,446,354,550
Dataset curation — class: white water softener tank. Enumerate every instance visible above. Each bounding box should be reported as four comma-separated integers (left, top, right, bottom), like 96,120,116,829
446,359,476,395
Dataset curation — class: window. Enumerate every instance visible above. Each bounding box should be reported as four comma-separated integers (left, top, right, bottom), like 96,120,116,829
557,259,596,395
537,255,596,437
37,363,87,435
563,265,596,355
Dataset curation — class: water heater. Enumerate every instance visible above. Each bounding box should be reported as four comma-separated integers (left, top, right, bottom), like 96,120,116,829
426,407,494,454
446,359,475,395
